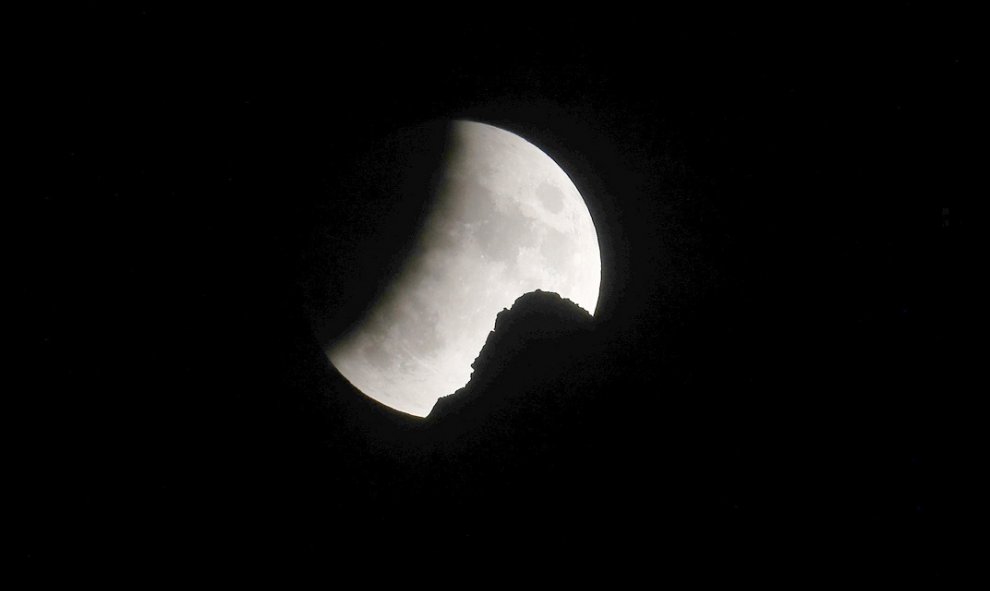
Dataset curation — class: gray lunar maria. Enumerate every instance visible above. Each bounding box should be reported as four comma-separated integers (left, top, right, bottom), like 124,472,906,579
329,120,602,417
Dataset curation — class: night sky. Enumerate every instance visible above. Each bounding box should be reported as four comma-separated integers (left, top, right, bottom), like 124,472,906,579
21,7,975,579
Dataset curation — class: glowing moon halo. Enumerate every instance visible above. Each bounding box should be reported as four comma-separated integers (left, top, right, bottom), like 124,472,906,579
328,121,601,417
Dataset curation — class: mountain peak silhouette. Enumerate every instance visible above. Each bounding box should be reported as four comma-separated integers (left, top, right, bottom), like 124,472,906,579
428,289,597,424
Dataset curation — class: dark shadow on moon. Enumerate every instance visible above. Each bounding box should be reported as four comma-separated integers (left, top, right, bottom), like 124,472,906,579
303,117,606,417
299,121,455,348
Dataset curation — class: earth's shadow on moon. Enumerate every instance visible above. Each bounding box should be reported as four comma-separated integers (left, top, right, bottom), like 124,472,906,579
299,111,632,428
300,121,456,348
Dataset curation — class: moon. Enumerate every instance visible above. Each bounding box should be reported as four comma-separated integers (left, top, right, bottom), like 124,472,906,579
328,120,601,417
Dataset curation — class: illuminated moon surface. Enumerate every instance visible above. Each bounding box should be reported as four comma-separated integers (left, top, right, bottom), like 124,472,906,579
328,120,601,417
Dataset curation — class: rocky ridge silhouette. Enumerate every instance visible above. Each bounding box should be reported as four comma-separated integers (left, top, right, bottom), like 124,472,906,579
428,289,598,425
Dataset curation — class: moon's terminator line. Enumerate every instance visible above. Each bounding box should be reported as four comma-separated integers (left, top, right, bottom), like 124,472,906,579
328,120,602,417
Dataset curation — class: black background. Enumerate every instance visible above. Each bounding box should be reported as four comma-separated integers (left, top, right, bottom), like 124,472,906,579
21,6,976,579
